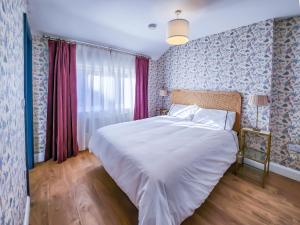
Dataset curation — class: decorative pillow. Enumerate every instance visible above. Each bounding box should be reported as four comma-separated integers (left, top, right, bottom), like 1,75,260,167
168,104,199,120
192,107,236,130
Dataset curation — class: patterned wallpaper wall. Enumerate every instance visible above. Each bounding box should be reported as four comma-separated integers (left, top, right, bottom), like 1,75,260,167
271,17,300,170
148,59,163,117
151,18,300,170
0,0,28,224
32,34,48,161
157,20,274,130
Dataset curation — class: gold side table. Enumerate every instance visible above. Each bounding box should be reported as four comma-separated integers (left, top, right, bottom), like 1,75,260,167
235,127,272,187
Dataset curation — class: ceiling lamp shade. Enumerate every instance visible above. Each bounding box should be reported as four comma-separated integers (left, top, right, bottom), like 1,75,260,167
167,10,189,45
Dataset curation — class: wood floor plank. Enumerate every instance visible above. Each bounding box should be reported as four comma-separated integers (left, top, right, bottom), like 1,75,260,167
221,174,300,221
192,200,240,225
29,181,49,225
74,177,123,225
182,212,212,225
47,163,81,225
91,168,138,225
215,180,290,225
29,151,300,225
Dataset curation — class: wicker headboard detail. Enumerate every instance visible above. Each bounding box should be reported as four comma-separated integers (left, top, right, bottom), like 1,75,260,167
171,89,242,132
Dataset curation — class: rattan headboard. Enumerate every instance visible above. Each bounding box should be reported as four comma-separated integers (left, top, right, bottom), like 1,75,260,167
171,89,242,132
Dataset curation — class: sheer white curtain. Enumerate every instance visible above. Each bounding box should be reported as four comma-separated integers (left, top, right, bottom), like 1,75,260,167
77,45,136,150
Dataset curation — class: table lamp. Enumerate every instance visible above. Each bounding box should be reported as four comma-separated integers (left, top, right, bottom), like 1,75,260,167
158,89,168,115
248,95,269,131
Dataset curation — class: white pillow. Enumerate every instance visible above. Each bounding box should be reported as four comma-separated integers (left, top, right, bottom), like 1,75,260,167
168,104,199,120
225,111,236,130
192,107,236,130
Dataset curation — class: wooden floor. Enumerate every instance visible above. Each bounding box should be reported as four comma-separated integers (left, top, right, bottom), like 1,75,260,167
29,151,300,225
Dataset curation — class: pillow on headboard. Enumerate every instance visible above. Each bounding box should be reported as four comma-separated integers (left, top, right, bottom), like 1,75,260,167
168,104,198,120
192,107,236,130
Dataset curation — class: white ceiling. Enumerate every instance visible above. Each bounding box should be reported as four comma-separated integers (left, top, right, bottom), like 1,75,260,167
28,0,300,59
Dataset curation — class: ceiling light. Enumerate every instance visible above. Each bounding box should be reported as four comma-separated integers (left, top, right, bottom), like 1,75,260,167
167,10,189,45
148,23,157,30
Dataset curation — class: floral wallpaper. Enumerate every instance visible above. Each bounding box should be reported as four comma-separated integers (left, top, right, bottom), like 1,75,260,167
151,18,300,171
0,0,28,224
156,19,274,130
32,34,48,162
270,17,300,170
148,59,163,117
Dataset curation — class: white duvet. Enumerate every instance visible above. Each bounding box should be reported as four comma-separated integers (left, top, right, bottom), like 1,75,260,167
89,116,238,225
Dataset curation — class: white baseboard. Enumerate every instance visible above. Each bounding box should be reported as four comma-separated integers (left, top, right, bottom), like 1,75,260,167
244,158,300,182
23,196,30,225
34,152,44,163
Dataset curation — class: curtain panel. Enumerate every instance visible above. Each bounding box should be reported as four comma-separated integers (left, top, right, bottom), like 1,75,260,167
134,56,149,120
45,40,79,163
76,45,136,150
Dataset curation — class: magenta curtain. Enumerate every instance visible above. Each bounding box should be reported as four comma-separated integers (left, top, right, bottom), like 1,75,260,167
45,40,79,163
134,56,149,120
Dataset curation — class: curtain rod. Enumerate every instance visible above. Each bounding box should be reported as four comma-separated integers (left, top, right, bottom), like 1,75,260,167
42,34,150,59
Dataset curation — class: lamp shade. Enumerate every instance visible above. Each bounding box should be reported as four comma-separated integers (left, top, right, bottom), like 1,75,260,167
166,18,189,45
248,95,269,106
159,89,168,97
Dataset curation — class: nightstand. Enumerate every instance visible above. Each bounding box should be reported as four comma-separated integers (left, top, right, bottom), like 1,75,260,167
157,108,169,116
235,127,272,187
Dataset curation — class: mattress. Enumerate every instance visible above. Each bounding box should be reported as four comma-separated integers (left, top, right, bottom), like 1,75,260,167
89,116,239,225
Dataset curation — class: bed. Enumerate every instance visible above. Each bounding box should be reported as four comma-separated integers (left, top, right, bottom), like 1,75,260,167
89,89,242,225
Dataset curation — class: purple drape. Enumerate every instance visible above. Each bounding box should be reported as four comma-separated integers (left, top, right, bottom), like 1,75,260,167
134,56,149,120
45,40,79,163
